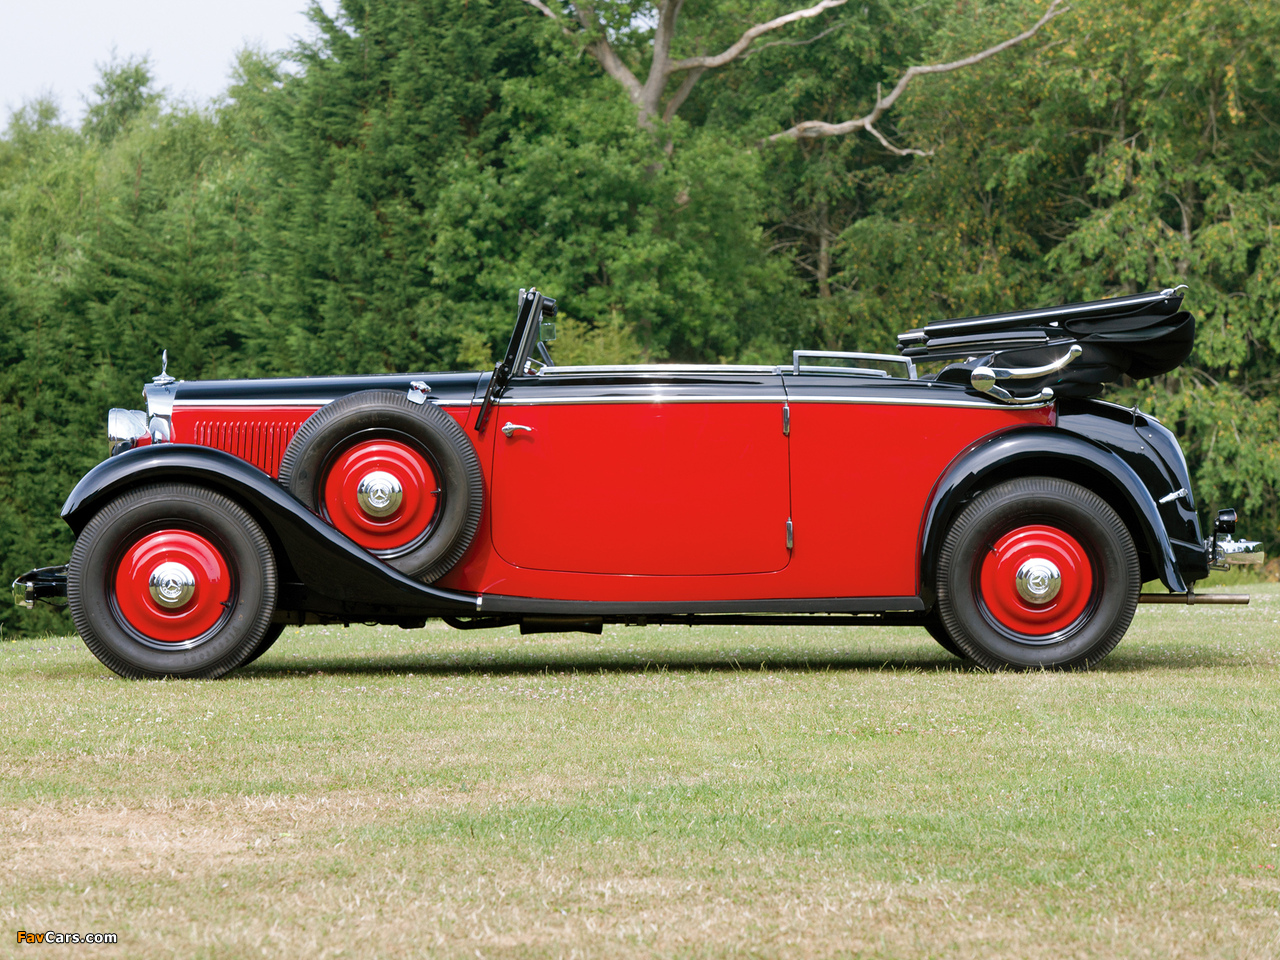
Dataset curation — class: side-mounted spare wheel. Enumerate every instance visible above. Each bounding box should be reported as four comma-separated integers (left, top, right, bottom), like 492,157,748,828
67,483,278,679
935,477,1139,671
278,390,483,583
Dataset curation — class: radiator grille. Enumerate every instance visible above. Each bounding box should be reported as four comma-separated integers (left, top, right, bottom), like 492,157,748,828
184,413,314,478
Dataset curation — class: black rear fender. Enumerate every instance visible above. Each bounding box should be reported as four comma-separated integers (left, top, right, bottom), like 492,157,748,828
918,427,1186,605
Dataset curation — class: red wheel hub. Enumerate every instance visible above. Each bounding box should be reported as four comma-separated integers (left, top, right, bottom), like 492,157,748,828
979,524,1093,636
322,439,439,551
114,530,231,642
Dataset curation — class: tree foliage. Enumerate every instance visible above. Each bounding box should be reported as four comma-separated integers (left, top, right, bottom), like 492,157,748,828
1,0,1276,636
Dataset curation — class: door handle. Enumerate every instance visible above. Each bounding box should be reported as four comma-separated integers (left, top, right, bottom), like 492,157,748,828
501,422,533,438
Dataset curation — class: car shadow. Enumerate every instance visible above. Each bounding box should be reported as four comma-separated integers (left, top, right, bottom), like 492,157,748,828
237,645,1247,678
241,649,979,678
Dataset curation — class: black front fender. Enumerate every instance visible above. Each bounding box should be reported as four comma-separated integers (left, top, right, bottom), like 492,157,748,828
62,445,479,618
917,427,1185,604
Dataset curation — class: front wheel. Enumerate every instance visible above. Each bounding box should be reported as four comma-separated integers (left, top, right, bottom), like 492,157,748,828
67,484,277,679
935,477,1139,671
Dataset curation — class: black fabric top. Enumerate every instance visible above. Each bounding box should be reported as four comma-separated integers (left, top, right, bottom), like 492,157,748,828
900,289,1195,398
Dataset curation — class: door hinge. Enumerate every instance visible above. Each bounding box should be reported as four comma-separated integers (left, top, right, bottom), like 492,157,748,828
782,403,790,436
786,518,794,550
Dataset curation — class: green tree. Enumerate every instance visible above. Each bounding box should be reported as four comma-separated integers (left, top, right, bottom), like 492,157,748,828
82,53,162,145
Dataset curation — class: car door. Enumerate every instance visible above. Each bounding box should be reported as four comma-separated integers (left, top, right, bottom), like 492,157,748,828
489,369,792,577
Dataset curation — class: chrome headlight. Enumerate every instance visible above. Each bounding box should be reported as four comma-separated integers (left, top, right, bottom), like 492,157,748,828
108,409,149,455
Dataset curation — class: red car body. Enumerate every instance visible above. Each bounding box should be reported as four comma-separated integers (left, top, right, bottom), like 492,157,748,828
13,287,1263,677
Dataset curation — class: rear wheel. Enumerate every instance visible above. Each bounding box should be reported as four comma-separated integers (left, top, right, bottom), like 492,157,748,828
935,477,1138,671
922,617,967,660
67,484,277,679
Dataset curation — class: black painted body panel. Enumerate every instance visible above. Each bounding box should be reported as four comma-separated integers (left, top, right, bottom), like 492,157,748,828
62,445,478,621
168,371,484,407
916,414,1191,601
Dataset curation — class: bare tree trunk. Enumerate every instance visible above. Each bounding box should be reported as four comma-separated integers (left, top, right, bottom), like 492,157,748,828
816,202,832,299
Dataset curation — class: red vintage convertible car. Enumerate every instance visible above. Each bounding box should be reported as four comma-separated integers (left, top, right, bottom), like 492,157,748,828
13,287,1264,677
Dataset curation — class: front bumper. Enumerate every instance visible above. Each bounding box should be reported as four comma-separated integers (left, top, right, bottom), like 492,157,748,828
12,565,68,608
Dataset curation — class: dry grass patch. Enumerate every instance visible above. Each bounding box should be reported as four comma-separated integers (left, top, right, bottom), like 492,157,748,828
1,585,1278,958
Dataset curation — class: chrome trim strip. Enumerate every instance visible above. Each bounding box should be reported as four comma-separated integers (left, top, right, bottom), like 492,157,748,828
497,395,1043,409
175,393,1038,411
171,398,472,408
538,363,781,375
499,395,789,405
790,394,1050,409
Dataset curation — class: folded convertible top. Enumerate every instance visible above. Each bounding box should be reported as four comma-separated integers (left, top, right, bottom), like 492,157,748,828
898,287,1195,398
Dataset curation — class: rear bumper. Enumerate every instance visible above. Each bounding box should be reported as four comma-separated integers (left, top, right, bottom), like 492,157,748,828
1212,534,1265,568
12,565,68,608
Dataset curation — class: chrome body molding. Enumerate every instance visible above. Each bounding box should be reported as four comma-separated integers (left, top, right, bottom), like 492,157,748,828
498,394,790,405
173,397,338,407
168,397,472,408
540,363,781,376
495,393,1047,410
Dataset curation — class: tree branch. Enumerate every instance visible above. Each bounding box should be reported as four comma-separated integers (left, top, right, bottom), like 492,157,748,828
668,0,848,72
520,0,561,21
662,67,705,123
574,3,646,108
769,0,1069,145
740,21,848,61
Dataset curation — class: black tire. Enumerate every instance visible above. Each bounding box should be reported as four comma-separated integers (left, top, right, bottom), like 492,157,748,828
67,483,277,679
922,617,968,660
935,477,1139,671
239,622,287,667
278,390,483,583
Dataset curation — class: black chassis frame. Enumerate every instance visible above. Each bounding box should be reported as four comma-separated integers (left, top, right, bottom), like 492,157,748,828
47,361,1209,630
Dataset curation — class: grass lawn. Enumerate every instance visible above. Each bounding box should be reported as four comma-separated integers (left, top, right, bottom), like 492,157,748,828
2,584,1278,959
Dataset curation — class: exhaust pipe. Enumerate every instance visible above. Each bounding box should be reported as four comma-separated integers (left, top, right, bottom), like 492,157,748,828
1138,592,1250,605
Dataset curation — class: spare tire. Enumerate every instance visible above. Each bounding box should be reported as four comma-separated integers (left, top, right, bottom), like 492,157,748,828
278,390,483,582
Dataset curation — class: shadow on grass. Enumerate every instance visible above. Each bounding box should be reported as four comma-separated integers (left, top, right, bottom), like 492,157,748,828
237,644,1245,679
241,648,976,678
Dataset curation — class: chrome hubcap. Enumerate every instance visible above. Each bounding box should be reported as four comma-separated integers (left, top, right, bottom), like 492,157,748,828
356,471,403,518
149,562,196,609
1015,558,1062,605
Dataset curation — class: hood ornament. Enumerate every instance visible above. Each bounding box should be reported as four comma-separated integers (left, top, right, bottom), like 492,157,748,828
152,349,175,386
